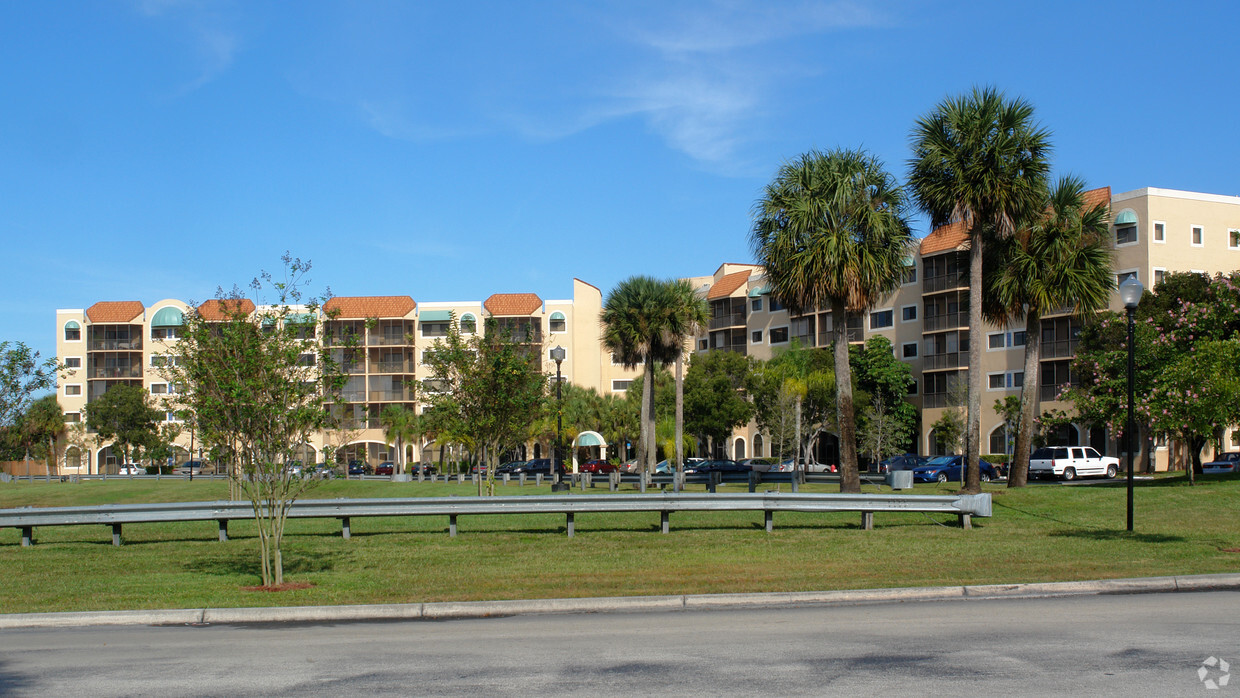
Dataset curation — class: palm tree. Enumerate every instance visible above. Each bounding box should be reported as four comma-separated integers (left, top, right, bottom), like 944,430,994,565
667,279,708,474
751,148,914,493
909,86,1052,493
601,276,679,474
379,404,418,475
984,176,1112,487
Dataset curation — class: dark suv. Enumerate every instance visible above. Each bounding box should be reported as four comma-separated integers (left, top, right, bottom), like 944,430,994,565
512,459,568,476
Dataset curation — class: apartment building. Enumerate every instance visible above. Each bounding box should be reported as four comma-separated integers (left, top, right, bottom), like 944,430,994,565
694,187,1240,469
55,279,639,473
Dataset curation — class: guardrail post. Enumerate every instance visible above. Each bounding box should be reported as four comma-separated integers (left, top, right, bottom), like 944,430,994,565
21,526,33,547
660,511,670,534
748,471,758,493
111,523,122,546
503,473,510,486
217,519,228,542
791,473,800,493
449,514,457,538
958,513,972,530
520,474,527,487
566,512,574,538
765,510,773,533
708,472,720,494
341,517,351,540
609,472,618,492
535,474,542,487
860,511,873,530
456,474,464,485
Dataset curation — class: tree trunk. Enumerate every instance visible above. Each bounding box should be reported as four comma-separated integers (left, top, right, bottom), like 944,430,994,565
833,300,861,493
964,232,984,493
795,398,803,476
675,353,684,474
1008,308,1042,487
645,358,657,472
640,358,653,474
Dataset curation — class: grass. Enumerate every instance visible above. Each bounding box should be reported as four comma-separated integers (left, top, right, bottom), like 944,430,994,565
0,473,1237,614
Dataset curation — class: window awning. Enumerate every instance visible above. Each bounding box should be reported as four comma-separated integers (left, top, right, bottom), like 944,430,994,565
419,310,452,322
575,431,607,447
286,313,315,324
1114,209,1138,225
748,286,770,297
64,320,80,329
550,311,566,321
150,307,184,327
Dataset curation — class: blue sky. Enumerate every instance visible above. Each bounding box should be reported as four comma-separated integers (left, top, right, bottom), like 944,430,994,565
3,1,1238,365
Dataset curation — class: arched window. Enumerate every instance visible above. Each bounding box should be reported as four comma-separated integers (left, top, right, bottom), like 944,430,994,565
1114,209,1138,246
64,320,81,342
989,425,1010,456
753,434,765,458
549,312,566,333
733,438,746,460
460,313,477,334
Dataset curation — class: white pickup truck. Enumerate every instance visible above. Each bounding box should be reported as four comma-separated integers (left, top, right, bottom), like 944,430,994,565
1028,446,1119,481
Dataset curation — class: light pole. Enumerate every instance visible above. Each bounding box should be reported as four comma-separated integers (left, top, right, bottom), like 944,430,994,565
1120,276,1144,532
550,346,566,488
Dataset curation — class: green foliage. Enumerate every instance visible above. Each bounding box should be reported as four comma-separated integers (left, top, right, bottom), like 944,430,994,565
0,341,60,429
1143,339,1240,484
421,315,547,495
850,336,916,455
682,350,755,450
84,384,162,466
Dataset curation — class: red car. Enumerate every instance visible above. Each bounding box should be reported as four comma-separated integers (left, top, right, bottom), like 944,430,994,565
375,462,394,475
579,459,617,474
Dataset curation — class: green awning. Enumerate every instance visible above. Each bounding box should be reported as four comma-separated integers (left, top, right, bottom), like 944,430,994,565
286,313,315,324
748,286,769,297
150,307,184,327
64,320,80,329
575,431,607,447
1114,209,1138,225
549,311,565,321
419,310,452,322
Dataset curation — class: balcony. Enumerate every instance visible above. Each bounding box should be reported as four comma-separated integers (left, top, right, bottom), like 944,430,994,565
923,274,967,294
342,362,367,375
1040,383,1073,402
923,352,968,371
89,339,142,351
709,313,746,330
372,360,415,374
87,366,142,379
368,334,413,347
368,389,416,402
341,390,367,402
1041,338,1080,359
923,313,968,332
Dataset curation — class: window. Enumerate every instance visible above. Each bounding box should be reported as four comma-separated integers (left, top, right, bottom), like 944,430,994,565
698,339,708,350
1012,331,1026,347
297,353,316,367
151,326,180,340
869,309,893,330
987,331,1023,350
1153,268,1167,287
64,321,81,342
769,327,789,344
1192,225,1204,247
990,426,1009,455
902,264,917,285
901,342,918,359
1153,221,1166,243
987,371,1024,390
1116,270,1138,287
460,314,477,334
988,373,1006,390
769,298,785,312
150,383,168,395
65,384,81,396
64,412,80,423
611,379,632,392
752,330,763,343
64,357,81,369
751,298,763,312
549,312,566,333
1115,223,1137,246
901,305,917,322
1230,229,1240,250
421,322,450,338
987,333,1006,350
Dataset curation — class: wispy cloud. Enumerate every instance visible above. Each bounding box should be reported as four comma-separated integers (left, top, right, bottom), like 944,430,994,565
135,0,240,95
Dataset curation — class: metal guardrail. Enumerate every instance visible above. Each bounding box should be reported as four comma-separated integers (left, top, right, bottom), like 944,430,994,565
1,492,990,547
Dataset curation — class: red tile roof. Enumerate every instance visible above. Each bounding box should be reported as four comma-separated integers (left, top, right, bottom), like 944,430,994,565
196,299,256,321
707,270,752,300
484,293,542,316
322,296,416,319
85,301,145,323
918,186,1113,256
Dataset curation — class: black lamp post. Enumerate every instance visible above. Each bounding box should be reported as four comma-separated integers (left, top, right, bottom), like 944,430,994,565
1120,276,1144,532
550,346,566,487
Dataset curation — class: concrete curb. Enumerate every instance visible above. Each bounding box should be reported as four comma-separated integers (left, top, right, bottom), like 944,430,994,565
2,573,1237,629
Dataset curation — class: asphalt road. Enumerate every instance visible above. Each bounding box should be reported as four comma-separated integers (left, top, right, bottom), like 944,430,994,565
1,591,1236,696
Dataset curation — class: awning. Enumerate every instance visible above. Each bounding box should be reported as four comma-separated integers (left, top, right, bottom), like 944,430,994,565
150,307,184,327
64,320,80,329
1114,209,1138,225
575,431,607,447
286,313,315,324
549,311,566,321
419,310,452,322
748,286,769,297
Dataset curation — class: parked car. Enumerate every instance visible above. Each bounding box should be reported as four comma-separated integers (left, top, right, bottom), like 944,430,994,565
878,454,929,474
1028,446,1119,481
511,458,568,476
912,455,1000,484
684,459,749,474
1203,452,1240,474
740,458,777,473
177,460,206,476
375,462,394,476
313,464,337,479
347,460,368,476
579,459,617,474
117,464,143,476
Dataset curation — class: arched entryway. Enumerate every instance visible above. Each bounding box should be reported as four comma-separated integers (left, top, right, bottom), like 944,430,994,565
572,431,608,471
733,437,746,460
753,434,764,458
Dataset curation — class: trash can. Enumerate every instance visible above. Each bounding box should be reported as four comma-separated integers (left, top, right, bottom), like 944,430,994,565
887,470,913,490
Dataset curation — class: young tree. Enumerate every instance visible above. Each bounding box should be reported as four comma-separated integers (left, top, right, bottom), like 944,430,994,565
17,394,66,475
83,384,162,469
850,336,917,457
1,341,60,429
909,86,1052,493
421,316,547,496
379,404,419,475
682,350,755,458
166,255,345,587
752,148,914,492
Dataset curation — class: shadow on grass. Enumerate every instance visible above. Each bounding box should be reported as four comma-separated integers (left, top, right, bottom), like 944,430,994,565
1050,529,1185,543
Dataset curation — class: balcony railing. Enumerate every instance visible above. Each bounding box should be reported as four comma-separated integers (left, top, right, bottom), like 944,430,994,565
507,331,543,344
86,366,142,379
368,335,412,346
368,390,416,402
342,363,367,375
709,313,746,330
923,313,968,332
1041,339,1080,359
341,390,367,402
373,360,415,374
1040,383,1073,402
89,339,142,351
923,274,967,294
923,352,968,371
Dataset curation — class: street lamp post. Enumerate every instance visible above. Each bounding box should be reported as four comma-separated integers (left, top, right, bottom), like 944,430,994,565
550,346,566,489
1120,276,1144,532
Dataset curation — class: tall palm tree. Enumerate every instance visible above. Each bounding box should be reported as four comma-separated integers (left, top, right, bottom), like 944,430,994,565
379,404,418,474
984,176,1112,487
667,279,708,474
601,276,678,474
751,147,914,493
909,86,1052,493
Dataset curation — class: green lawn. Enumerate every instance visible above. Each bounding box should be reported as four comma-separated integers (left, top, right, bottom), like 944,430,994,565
1,474,1237,614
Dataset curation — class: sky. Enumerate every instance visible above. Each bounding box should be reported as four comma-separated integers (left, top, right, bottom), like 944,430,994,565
3,0,1238,365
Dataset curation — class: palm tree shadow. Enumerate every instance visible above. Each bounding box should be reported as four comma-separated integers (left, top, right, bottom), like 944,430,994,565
1050,529,1185,543
182,549,345,577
